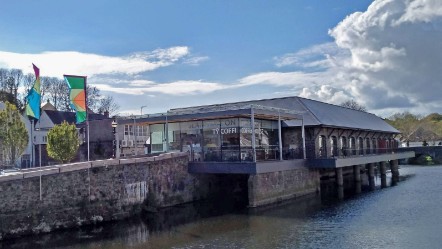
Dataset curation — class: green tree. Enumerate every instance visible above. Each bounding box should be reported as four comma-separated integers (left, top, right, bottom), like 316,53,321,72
0,102,28,167
47,121,79,163
386,112,422,142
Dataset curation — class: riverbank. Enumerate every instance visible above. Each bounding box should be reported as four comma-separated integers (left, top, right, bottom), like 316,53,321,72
3,165,439,249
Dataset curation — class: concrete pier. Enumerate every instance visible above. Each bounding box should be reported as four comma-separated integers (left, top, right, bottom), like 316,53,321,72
390,159,399,184
336,168,343,187
367,163,375,190
380,161,387,188
336,168,344,200
353,165,361,182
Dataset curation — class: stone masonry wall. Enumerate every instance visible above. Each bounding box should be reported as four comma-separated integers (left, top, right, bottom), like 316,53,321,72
0,152,217,240
248,167,320,207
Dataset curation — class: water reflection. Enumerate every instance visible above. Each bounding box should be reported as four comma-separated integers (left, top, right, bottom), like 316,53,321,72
3,166,441,249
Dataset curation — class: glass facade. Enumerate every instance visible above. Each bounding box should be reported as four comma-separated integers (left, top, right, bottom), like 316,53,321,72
150,124,165,153
148,118,280,162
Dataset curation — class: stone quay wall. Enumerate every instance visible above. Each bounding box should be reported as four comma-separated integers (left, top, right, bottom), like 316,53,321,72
247,167,320,207
0,152,217,240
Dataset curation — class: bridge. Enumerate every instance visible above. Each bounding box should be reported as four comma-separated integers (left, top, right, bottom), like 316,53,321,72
398,146,442,164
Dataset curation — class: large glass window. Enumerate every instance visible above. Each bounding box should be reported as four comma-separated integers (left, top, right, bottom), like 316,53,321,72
150,124,165,153
220,118,240,162
257,120,278,160
180,121,203,162
203,120,221,161
239,118,253,161
167,123,181,152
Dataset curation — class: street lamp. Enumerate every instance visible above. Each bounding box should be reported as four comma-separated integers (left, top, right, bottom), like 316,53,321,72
141,105,147,115
112,119,118,158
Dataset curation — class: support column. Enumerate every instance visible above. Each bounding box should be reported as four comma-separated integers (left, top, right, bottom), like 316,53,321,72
380,161,387,188
336,167,344,200
368,163,375,190
336,168,343,187
390,159,399,184
353,165,361,182
353,165,361,194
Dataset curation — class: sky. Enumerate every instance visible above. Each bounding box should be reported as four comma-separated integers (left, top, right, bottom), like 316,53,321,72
0,0,441,118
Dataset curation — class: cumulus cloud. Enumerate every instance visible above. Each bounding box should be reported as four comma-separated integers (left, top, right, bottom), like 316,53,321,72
299,85,352,105
244,0,442,115
0,46,195,77
328,0,442,112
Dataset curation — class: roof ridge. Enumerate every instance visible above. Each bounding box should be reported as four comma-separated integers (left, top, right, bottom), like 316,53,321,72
297,98,321,124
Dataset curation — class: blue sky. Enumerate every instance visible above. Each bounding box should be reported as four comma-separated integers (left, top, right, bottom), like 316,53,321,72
1,0,441,117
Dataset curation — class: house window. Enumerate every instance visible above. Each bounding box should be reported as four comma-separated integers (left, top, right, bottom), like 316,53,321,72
124,125,133,137
43,136,47,143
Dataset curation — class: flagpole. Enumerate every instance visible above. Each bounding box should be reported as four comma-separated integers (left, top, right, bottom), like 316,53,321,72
85,77,90,162
30,118,34,168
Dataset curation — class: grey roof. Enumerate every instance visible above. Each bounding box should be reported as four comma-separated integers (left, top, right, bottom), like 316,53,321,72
45,110,109,125
169,96,399,133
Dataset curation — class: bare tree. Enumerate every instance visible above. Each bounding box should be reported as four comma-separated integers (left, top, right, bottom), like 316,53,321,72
339,99,367,112
86,85,101,112
97,95,120,116
9,69,23,103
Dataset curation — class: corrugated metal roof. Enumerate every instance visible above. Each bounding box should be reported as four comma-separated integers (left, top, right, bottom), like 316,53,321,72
298,98,399,133
170,96,399,133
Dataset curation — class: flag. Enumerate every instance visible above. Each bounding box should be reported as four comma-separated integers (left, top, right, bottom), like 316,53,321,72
25,64,41,119
64,75,87,124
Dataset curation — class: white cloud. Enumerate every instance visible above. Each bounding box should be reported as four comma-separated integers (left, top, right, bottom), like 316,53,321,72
299,85,352,105
93,80,227,96
273,42,346,69
184,56,210,66
0,46,193,77
238,71,327,87
244,0,442,116
328,0,442,113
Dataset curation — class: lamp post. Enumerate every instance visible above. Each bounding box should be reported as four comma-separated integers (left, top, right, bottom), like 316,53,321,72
112,119,117,158
140,105,147,115
133,115,137,156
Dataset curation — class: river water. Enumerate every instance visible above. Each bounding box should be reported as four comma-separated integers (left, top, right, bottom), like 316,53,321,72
2,165,442,249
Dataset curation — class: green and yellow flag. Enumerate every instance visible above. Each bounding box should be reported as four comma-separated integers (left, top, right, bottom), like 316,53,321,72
25,64,41,119
64,75,87,124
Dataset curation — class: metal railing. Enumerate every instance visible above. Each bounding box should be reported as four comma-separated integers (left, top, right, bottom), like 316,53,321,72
314,147,399,159
188,145,305,162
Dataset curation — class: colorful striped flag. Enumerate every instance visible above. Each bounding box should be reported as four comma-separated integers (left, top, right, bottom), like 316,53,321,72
25,64,41,119
64,75,87,124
